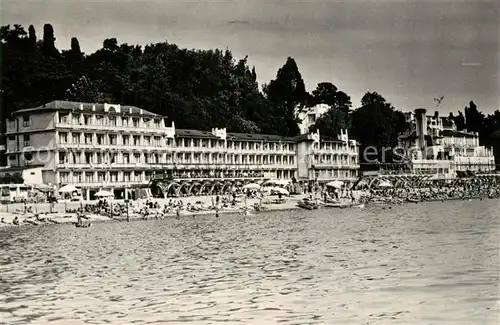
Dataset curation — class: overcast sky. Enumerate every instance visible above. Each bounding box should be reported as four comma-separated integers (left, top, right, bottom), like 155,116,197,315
2,0,499,114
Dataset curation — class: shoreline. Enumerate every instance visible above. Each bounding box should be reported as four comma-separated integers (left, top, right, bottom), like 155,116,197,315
0,194,496,229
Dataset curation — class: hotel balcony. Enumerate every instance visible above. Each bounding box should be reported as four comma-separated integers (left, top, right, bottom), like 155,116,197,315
56,121,174,135
57,142,170,152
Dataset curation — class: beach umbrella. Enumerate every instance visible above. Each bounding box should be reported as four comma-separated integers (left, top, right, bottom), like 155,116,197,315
95,190,114,197
59,185,78,193
326,180,344,188
271,187,289,196
243,183,260,190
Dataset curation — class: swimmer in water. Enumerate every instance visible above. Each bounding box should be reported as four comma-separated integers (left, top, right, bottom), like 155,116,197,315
215,208,219,218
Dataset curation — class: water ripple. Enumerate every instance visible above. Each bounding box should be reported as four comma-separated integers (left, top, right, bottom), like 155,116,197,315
0,200,499,324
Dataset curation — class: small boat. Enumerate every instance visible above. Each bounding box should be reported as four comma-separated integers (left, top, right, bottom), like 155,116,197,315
297,199,319,210
75,222,92,228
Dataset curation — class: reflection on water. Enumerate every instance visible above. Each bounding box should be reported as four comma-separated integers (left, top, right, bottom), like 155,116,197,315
0,200,499,325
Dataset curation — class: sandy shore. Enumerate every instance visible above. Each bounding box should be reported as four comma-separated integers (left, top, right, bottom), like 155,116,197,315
0,195,309,228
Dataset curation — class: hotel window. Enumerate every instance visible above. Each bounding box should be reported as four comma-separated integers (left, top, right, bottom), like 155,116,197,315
193,139,200,147
84,115,91,125
132,118,139,127
72,114,80,124
241,142,247,150
134,171,142,181
110,172,118,182
255,143,260,150
96,116,103,125
123,172,131,182
85,153,93,164
72,133,80,144
85,172,94,183
122,117,129,127
59,114,69,124
134,153,141,163
109,135,117,145
154,119,160,128
166,138,173,147
60,172,69,183
144,136,151,146
153,153,159,164
22,116,30,127
143,118,151,128
97,172,105,182
59,152,66,164
153,136,161,147
133,136,140,146
84,133,93,144
96,135,104,145
109,116,117,126
8,119,16,129
23,135,30,146
110,153,118,164
123,135,130,146
73,172,82,183
123,153,130,164
59,133,68,144
96,153,102,164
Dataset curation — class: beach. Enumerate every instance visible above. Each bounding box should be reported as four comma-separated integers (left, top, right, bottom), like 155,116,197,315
0,194,310,228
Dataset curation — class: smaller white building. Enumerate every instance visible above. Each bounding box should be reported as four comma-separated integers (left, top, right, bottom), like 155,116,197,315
399,108,495,177
296,104,330,135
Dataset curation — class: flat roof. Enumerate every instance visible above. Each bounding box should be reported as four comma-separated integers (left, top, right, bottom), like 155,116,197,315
11,101,159,117
0,165,44,172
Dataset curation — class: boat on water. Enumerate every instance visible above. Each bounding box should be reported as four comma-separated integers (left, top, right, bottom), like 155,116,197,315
75,222,92,228
297,198,319,210
324,201,365,209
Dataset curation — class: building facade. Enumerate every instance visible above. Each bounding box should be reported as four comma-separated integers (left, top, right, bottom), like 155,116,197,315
398,108,495,177
5,101,360,199
296,104,330,135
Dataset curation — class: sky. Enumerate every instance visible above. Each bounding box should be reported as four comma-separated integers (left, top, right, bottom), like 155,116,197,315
2,0,499,114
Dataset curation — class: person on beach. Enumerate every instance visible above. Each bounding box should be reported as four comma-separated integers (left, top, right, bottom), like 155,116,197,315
215,208,219,218
13,216,19,225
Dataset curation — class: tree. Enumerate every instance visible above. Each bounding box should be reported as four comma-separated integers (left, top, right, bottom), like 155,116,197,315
264,57,308,136
350,92,407,164
309,107,349,139
464,101,484,133
454,111,466,131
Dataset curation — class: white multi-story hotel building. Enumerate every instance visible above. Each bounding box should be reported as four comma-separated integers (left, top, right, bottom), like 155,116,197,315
398,108,495,177
5,101,360,199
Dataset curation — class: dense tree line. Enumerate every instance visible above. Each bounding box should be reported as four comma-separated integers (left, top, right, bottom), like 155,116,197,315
1,24,499,168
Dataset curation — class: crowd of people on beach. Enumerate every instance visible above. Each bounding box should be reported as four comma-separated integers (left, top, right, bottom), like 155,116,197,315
2,176,500,227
